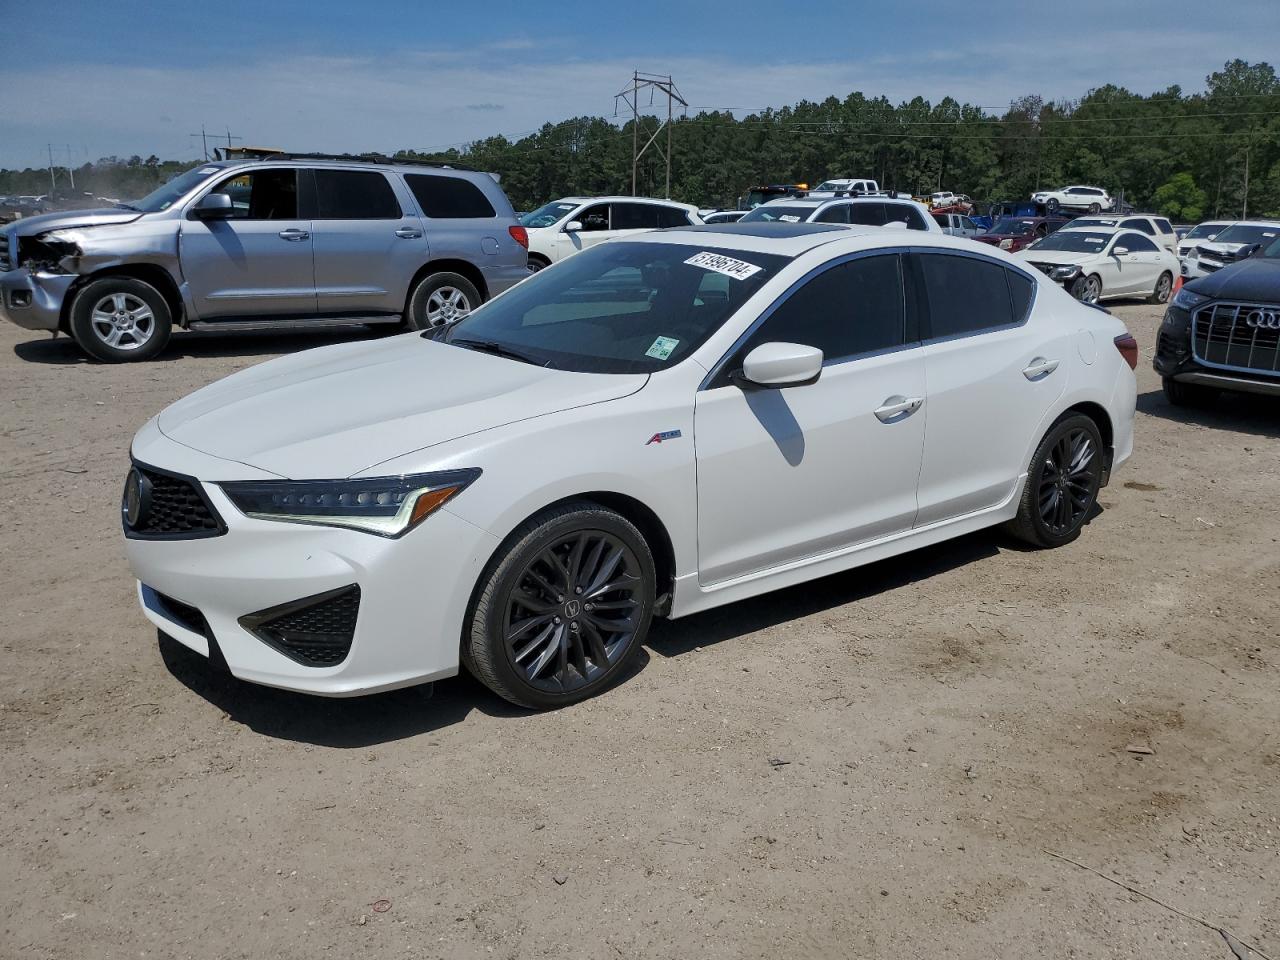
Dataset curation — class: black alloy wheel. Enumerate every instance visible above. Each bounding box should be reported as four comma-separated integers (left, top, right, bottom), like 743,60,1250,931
1006,414,1104,547
465,502,655,708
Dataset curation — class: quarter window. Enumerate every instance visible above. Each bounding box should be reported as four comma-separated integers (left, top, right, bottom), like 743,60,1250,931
885,203,929,231
207,168,298,220
312,169,401,219
404,173,495,218
737,254,908,365
655,205,693,228
919,253,1016,338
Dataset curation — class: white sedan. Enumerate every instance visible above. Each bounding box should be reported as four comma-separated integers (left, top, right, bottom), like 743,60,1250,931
1017,227,1179,304
123,224,1137,709
519,196,702,271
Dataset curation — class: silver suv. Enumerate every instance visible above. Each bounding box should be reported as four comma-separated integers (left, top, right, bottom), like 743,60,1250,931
0,155,528,362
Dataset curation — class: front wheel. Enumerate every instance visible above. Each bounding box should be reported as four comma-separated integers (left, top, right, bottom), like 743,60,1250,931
405,272,481,330
464,502,656,709
1149,271,1173,304
1088,202,1101,214
1162,376,1219,408
69,277,172,362
1071,273,1102,304
1006,413,1104,548
1045,197,1060,214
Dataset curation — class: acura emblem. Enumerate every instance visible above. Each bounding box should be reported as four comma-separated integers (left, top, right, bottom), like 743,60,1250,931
122,467,151,529
1245,309,1280,330
564,599,581,618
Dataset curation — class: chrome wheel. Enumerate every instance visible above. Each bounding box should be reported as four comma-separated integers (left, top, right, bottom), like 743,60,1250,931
1037,428,1097,536
89,293,155,350
503,530,643,694
1154,273,1172,303
1074,274,1101,304
425,286,472,326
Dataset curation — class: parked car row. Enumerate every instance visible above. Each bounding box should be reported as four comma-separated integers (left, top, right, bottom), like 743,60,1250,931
1180,220,1280,280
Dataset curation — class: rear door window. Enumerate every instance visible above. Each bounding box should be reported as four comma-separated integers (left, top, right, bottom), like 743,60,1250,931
610,203,663,230
654,205,692,228
1123,218,1155,235
1155,218,1174,234
1121,233,1159,252
919,253,1017,338
312,169,401,219
847,202,886,226
404,173,496,218
886,203,928,231
814,204,850,224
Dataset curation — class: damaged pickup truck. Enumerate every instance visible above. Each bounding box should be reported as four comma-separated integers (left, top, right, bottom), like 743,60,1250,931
0,156,527,362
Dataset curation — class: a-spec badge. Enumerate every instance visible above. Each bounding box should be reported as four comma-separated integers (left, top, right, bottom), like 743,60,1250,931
646,430,682,445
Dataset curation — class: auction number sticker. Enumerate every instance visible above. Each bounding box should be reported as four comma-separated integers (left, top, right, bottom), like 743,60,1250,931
645,336,680,360
684,251,763,281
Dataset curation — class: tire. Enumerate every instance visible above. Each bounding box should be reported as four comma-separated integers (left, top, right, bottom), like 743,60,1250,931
405,272,481,330
1070,273,1102,304
1162,376,1219,408
1045,198,1060,214
1005,413,1104,548
1149,271,1173,305
526,254,550,274
68,276,172,362
464,501,656,709
1088,202,1101,214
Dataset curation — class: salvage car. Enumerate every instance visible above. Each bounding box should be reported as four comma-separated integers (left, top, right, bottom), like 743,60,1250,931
1154,238,1280,405
1181,220,1280,280
931,212,983,237
520,197,701,272
974,216,1070,252
0,155,528,362
1063,215,1178,254
1031,185,1114,215
702,210,748,225
122,222,1136,708
1018,227,1178,304
739,196,939,231
1176,220,1231,260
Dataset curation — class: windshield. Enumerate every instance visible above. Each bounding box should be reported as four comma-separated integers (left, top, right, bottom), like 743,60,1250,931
1070,218,1121,230
129,165,223,213
990,218,1036,235
1211,223,1280,247
1184,222,1228,240
520,201,580,228
814,181,852,192
443,241,787,374
739,204,812,223
1029,232,1112,254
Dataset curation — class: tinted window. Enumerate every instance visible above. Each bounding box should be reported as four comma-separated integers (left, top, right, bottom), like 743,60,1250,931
405,173,495,218
577,204,610,231
655,205,692,228
814,204,850,224
1123,218,1155,235
739,254,907,364
1008,270,1034,322
847,202,885,226
1155,218,1174,234
611,203,662,230
931,213,949,228
885,203,928,230
740,204,812,223
313,170,400,219
1120,233,1159,252
920,253,1016,338
208,168,298,220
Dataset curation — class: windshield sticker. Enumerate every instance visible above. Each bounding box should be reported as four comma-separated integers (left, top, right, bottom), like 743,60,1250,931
645,336,680,360
684,251,763,281
778,215,801,223
197,167,219,175
1087,236,1108,243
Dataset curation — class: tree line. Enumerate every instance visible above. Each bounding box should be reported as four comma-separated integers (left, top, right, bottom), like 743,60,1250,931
3,59,1276,222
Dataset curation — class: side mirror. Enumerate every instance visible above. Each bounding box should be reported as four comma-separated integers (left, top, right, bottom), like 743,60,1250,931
192,192,234,219
735,342,823,389
1113,246,1129,256
563,220,583,233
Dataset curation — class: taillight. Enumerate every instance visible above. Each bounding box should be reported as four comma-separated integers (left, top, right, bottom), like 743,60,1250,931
1114,332,1138,370
508,225,528,249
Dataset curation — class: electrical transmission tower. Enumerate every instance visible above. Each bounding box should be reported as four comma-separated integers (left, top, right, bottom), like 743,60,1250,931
614,71,687,198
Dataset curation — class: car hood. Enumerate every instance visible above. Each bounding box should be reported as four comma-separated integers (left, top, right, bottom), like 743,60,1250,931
2,207,143,237
156,334,648,479
1194,240,1257,261
1185,257,1280,301
1015,249,1094,266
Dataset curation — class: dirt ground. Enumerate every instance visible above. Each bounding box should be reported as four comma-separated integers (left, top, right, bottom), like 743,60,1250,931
1,302,1277,960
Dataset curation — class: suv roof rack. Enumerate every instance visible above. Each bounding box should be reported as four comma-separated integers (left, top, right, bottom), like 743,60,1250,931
230,149,473,171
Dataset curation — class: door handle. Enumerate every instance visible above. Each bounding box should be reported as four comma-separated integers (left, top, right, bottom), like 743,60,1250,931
874,395,924,423
1022,357,1060,381
395,228,423,239
277,228,309,241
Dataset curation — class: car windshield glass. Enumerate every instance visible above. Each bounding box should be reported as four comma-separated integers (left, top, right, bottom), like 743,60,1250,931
1184,222,1228,240
991,218,1035,235
1030,232,1111,254
1211,224,1279,246
1070,218,1119,229
520,201,580,228
443,241,788,374
814,181,850,192
129,165,223,212
1260,236,1280,258
739,204,811,223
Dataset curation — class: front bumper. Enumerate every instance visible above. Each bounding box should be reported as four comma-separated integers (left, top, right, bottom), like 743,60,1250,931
124,423,500,696
1152,304,1280,396
0,269,74,330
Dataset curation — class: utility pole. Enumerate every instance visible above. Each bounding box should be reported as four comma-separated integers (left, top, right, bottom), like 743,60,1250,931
65,145,75,189
224,127,243,156
614,71,687,198
47,143,56,194
190,125,209,161
1241,126,1254,220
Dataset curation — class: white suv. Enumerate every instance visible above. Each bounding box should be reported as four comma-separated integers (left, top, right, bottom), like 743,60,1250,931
520,197,702,271
1062,215,1177,254
738,196,940,232
1031,185,1114,214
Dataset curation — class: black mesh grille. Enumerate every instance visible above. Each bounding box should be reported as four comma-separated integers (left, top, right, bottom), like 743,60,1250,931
240,586,360,666
126,465,225,539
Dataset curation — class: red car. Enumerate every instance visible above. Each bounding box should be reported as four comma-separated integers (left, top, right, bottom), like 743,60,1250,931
973,216,1070,252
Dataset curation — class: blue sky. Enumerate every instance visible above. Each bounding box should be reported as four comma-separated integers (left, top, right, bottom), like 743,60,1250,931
2,0,1277,169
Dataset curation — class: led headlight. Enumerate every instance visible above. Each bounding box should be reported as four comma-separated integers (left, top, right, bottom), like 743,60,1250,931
219,469,480,537
1172,287,1208,311
1050,265,1081,280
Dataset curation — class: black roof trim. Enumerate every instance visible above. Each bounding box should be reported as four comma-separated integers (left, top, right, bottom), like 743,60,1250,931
231,150,474,171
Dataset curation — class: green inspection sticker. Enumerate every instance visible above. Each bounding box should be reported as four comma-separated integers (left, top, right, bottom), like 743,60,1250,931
645,336,680,360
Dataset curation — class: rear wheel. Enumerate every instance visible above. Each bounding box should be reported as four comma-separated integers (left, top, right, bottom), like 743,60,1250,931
69,277,172,362
1006,413,1104,548
464,502,656,709
1149,271,1173,304
526,254,550,274
406,272,481,330
1071,273,1102,304
1162,376,1219,408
